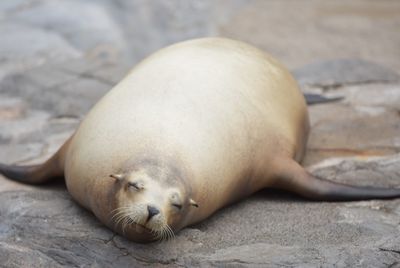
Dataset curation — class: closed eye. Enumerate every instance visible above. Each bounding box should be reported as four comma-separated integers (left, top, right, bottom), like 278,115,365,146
128,182,141,190
172,203,182,210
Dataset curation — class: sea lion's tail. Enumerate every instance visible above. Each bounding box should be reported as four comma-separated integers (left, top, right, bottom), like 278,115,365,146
273,159,400,201
0,137,72,184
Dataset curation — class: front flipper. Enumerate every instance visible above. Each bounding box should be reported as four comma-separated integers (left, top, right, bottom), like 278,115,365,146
271,159,400,201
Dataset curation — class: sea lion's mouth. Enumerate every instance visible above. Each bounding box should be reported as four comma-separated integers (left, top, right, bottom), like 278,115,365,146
133,222,152,233
132,222,172,240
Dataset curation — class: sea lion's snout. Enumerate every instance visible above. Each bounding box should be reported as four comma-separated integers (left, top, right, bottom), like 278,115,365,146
147,205,160,220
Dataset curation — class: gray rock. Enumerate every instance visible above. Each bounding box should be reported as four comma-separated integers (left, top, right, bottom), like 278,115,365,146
0,189,142,267
340,83,400,110
0,23,81,80
9,0,126,59
98,0,216,64
0,0,31,14
97,0,249,64
293,59,400,88
304,82,400,166
0,59,121,118
219,0,400,74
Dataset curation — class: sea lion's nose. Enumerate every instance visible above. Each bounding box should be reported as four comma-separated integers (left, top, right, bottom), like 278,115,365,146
147,205,160,220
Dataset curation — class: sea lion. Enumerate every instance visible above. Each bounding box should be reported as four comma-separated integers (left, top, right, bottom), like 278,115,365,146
1,38,400,243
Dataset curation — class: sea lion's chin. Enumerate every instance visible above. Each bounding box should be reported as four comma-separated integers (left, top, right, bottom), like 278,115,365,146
123,227,155,243
121,222,174,243
123,220,152,234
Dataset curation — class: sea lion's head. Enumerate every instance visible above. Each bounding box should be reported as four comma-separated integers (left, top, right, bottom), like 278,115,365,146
109,161,198,241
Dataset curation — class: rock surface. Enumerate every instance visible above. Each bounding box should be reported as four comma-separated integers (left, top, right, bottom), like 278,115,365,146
1,0,400,267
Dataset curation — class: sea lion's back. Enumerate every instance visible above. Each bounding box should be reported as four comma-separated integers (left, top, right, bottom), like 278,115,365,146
65,38,309,209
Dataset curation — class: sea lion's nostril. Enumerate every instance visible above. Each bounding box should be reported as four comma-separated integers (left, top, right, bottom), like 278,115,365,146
147,205,160,220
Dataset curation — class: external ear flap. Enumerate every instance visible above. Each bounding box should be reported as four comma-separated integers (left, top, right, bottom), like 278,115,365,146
189,198,199,208
109,174,124,181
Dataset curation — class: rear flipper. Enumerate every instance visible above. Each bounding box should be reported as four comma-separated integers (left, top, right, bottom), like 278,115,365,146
271,159,400,201
0,137,71,185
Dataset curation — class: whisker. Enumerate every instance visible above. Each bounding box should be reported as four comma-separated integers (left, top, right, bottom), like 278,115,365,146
167,225,175,239
111,207,133,224
111,205,145,234
161,229,166,242
162,227,169,241
167,226,174,240
121,217,127,235
110,205,175,242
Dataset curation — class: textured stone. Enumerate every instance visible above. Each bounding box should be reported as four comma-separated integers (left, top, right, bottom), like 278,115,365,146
293,59,400,88
0,59,119,117
304,83,400,165
97,0,249,64
219,0,400,74
0,23,81,80
10,0,126,58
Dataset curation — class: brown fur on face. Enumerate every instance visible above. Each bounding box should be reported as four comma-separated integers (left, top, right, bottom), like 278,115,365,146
110,162,195,241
